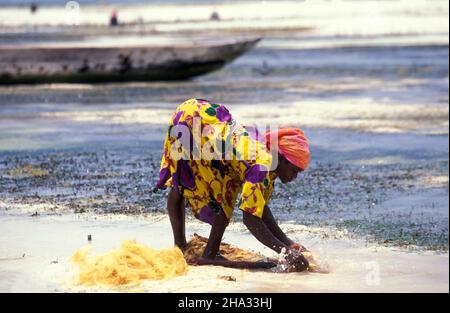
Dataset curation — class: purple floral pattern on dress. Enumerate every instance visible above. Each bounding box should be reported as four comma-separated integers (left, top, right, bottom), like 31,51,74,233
216,105,231,122
177,159,196,190
156,167,171,189
173,110,184,125
245,164,268,184
197,205,215,225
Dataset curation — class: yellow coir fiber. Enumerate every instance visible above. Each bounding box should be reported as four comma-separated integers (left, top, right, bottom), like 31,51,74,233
71,240,189,286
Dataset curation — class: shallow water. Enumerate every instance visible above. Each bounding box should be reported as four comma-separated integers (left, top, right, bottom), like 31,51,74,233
1,0,448,106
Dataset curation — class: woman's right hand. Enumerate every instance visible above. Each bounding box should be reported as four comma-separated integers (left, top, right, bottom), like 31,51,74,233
285,249,309,272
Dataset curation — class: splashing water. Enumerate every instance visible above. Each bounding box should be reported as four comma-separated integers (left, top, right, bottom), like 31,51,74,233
272,247,330,274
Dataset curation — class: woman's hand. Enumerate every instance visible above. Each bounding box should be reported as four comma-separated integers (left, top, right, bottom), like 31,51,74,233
285,248,309,272
289,243,308,252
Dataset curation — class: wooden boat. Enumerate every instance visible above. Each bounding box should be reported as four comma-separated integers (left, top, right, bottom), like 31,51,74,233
0,37,260,84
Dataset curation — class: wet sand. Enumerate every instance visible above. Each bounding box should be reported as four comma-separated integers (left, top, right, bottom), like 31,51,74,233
0,212,447,293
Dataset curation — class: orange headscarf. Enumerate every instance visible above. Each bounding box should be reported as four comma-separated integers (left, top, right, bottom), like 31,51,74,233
265,128,310,171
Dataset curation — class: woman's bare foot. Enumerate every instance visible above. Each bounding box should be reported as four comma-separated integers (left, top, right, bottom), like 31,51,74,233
197,255,277,269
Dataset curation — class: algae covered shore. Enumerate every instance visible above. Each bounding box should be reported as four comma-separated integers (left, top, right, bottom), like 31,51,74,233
0,0,448,293
0,131,448,251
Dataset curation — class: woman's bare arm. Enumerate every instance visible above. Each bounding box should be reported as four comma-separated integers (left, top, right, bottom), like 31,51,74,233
243,210,309,271
262,206,295,247
242,211,288,254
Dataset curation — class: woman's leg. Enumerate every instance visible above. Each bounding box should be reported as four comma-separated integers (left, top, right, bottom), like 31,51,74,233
167,188,187,250
198,209,276,269
201,209,229,259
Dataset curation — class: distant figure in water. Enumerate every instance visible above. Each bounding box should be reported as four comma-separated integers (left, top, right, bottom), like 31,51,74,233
30,3,38,14
210,11,220,21
110,10,119,27
255,60,273,76
156,99,311,270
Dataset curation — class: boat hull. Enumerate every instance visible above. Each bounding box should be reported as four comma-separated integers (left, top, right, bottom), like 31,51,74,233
0,38,260,84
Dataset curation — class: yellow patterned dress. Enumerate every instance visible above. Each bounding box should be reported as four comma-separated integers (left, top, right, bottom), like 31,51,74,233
156,99,277,224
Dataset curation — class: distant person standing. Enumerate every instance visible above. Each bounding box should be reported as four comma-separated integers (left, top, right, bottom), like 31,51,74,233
210,11,220,21
110,10,119,27
30,3,38,14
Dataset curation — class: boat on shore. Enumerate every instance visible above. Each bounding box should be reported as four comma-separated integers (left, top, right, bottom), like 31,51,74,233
0,37,260,84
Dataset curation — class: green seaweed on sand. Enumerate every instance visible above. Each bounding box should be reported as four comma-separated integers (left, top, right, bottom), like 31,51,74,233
7,164,49,178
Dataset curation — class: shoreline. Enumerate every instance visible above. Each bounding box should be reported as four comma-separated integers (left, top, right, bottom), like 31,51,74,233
0,212,448,293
